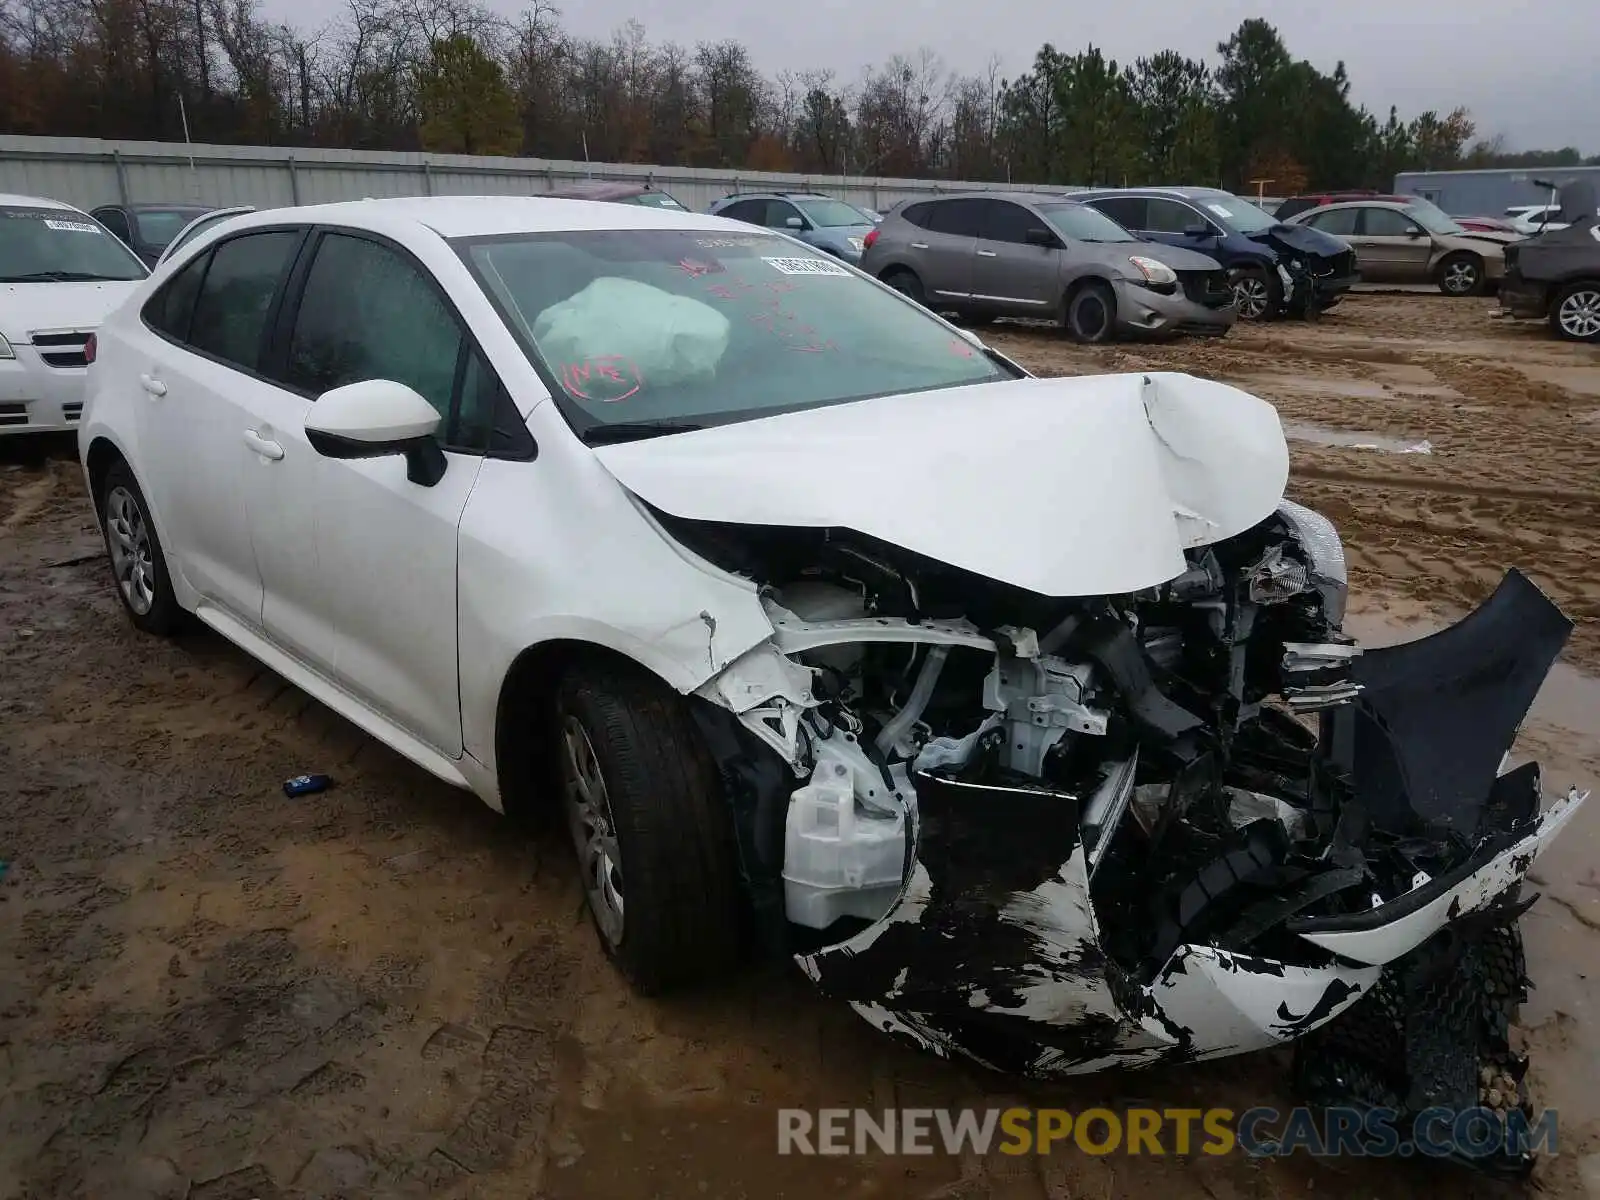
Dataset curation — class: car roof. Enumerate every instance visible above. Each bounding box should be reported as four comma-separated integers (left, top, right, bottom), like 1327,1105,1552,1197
1302,199,1417,212
0,193,79,211
220,195,746,240
120,202,214,213
1073,186,1232,201
546,181,659,199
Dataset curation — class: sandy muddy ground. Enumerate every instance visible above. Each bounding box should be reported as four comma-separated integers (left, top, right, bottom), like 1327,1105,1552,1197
3,293,1600,1199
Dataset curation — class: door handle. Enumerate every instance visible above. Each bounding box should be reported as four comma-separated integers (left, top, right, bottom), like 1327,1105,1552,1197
243,429,284,460
910,242,929,249
976,249,998,258
138,373,167,397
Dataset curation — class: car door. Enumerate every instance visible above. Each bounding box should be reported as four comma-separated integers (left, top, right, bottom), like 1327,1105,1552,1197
917,197,983,303
262,229,495,757
134,228,308,626
1355,207,1433,279
971,199,1060,313
1142,198,1222,256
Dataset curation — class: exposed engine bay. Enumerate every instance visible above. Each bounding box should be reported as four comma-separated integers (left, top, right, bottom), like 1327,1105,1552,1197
669,498,1585,1174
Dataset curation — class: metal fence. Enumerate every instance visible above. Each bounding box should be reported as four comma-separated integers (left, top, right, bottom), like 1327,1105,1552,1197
0,134,1075,215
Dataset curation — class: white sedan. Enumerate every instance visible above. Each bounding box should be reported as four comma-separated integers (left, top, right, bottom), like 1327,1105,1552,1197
77,197,1582,1148
1,192,148,435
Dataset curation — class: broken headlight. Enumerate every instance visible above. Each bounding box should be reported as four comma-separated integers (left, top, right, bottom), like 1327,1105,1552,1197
1275,499,1348,625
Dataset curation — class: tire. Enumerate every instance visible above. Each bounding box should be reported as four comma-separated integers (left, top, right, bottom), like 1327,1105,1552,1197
881,267,926,306
1064,280,1117,344
1437,252,1486,296
1550,280,1600,343
98,459,183,635
555,659,744,994
1229,265,1278,321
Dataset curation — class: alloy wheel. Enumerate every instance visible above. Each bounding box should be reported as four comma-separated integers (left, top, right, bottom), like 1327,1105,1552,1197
1233,277,1271,319
104,485,156,616
1442,259,1480,295
561,714,625,944
1558,289,1600,340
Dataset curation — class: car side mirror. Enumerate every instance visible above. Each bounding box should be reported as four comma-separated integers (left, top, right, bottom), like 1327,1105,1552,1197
304,379,447,487
785,216,806,230
1406,227,1425,238
1024,227,1057,247
1183,223,1215,238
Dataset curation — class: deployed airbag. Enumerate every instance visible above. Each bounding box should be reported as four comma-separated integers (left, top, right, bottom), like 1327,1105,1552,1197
534,277,731,387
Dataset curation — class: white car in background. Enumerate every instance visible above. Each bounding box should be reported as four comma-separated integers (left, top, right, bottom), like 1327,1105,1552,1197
0,193,148,435
1504,205,1568,237
76,198,1582,1166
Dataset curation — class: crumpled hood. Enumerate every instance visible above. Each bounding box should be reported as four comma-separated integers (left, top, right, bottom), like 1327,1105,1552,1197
1248,222,1350,261
595,371,1289,597
0,280,143,338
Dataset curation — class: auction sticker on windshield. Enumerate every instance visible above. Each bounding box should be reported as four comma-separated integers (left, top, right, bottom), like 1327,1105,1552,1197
763,256,851,277
1206,204,1234,219
44,219,100,233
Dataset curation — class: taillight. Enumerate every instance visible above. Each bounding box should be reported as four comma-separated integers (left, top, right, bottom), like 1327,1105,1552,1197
863,228,879,250
84,332,97,364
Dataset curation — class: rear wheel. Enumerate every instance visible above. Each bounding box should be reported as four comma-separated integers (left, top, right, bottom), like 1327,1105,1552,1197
1437,252,1486,296
881,267,926,306
1229,266,1278,320
555,659,744,994
1064,280,1116,344
1551,281,1600,342
98,460,183,636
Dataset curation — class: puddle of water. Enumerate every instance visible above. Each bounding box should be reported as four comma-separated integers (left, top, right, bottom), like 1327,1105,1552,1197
1282,421,1432,454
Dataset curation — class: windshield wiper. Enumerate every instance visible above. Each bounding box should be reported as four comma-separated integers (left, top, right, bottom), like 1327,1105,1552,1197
579,419,708,445
0,271,131,282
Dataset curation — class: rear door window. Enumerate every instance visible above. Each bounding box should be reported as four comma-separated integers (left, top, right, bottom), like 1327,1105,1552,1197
143,250,211,341
980,201,1041,244
926,199,984,238
186,230,301,372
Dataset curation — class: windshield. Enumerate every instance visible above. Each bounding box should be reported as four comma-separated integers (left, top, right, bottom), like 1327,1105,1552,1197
457,229,1017,435
626,191,687,210
0,205,148,281
1194,194,1277,233
1404,204,1465,236
795,198,873,228
133,208,209,250
1035,202,1139,243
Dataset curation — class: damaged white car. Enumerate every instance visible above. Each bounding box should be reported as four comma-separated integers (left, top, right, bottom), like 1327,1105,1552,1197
80,199,1584,1172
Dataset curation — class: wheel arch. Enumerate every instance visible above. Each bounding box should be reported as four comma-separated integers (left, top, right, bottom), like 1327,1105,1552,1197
85,434,129,510
493,636,687,826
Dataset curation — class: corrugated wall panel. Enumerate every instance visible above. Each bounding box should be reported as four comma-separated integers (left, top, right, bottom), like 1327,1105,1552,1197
0,133,1079,217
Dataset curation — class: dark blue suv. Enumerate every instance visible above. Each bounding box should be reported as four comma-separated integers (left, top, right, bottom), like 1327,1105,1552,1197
1071,187,1359,320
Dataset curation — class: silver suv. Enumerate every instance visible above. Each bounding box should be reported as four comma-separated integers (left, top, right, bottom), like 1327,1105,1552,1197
860,193,1237,342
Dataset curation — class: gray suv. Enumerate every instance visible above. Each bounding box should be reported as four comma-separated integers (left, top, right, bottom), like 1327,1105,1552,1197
708,192,878,265
860,193,1237,341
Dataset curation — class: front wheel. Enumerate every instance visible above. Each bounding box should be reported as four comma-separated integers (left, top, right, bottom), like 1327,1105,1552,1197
1551,281,1600,342
1437,252,1486,296
1064,281,1117,344
555,660,744,994
1229,266,1278,320
98,460,183,635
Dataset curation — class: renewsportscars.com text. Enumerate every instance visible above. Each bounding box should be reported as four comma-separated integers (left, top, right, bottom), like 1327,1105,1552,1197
777,1106,1558,1159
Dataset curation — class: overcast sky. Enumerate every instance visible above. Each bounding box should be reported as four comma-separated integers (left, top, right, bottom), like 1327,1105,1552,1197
272,0,1600,155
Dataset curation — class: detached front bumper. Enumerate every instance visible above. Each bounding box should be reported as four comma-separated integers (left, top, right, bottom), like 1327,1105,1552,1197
796,572,1583,1120
1112,279,1237,340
